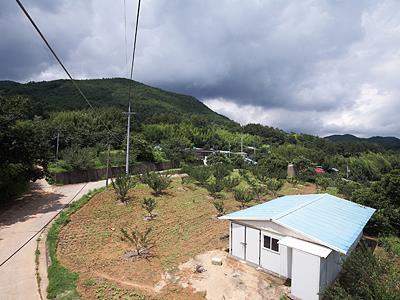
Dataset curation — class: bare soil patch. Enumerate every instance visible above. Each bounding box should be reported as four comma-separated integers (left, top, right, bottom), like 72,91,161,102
178,250,289,300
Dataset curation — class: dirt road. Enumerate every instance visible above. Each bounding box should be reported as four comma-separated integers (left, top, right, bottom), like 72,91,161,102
0,179,106,300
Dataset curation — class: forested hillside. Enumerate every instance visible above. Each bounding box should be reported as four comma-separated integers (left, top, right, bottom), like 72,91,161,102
0,78,233,126
326,134,400,150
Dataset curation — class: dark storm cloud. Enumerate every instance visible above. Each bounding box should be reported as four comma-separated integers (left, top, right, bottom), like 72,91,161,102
1,0,400,137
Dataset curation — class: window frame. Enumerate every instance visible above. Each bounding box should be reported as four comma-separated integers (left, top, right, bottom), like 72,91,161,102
262,234,280,253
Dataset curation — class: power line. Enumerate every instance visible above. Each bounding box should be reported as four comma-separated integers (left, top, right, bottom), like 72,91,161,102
15,0,124,144
127,0,142,103
124,0,142,174
0,183,89,268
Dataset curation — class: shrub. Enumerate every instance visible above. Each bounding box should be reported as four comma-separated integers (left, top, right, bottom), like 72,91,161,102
120,227,155,258
266,178,283,197
315,176,331,191
213,200,225,217
184,165,212,185
378,236,400,256
142,197,157,219
234,187,254,208
206,175,225,197
141,172,171,195
324,244,400,299
111,174,136,204
223,175,240,191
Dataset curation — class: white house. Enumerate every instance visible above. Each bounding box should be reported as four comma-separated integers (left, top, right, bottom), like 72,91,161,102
219,194,375,300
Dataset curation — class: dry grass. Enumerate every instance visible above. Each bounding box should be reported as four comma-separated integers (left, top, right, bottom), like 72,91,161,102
57,178,316,299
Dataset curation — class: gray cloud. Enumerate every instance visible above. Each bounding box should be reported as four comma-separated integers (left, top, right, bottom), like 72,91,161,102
1,0,400,137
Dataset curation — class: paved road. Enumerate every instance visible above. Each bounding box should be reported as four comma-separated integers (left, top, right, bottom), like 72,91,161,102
0,179,106,300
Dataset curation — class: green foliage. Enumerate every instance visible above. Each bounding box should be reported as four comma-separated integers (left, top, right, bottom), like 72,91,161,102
120,227,155,257
0,95,51,203
61,145,97,170
351,169,400,236
141,172,172,195
265,178,283,197
213,199,225,217
234,187,254,208
378,236,400,256
315,175,331,191
47,188,104,299
111,174,136,203
142,197,157,219
205,175,225,196
324,245,400,299
184,165,212,185
223,174,241,191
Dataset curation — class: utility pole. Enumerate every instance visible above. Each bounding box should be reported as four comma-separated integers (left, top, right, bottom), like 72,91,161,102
241,135,244,156
124,102,135,175
105,143,111,187
228,142,231,157
56,132,60,160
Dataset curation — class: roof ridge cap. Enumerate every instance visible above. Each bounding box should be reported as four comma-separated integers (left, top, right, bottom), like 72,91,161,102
273,194,327,220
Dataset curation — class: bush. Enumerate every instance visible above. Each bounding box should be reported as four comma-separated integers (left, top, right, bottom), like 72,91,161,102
184,165,212,185
223,175,241,191
315,175,331,191
234,187,254,208
61,145,97,170
213,200,225,217
142,197,157,219
265,178,283,197
378,236,400,256
111,174,136,204
324,245,400,299
141,172,171,195
120,227,155,258
205,175,225,197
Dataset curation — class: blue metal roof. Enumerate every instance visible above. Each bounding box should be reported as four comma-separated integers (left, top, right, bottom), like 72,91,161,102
220,194,375,254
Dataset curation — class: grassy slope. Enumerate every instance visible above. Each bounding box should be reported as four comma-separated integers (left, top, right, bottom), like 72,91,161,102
47,187,105,299
0,78,234,126
55,178,316,299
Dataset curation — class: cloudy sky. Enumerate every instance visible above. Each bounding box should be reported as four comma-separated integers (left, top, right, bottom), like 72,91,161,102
1,0,400,137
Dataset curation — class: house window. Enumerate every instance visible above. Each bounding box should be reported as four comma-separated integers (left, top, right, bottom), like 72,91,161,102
263,235,279,252
263,235,271,249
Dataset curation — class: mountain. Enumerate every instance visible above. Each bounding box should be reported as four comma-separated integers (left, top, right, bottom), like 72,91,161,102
0,78,234,126
325,134,400,150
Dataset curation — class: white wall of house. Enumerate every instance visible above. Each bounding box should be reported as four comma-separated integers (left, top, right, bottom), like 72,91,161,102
291,249,322,300
228,221,358,300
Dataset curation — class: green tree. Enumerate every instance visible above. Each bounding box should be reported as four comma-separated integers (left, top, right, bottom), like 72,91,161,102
111,174,135,204
266,178,283,197
234,187,254,208
213,199,225,217
141,172,172,195
0,96,51,203
142,197,157,219
324,245,400,299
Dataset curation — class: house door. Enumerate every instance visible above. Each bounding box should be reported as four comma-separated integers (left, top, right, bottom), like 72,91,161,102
246,227,260,265
231,223,245,259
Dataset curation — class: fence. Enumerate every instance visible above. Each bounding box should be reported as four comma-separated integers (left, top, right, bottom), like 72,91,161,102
52,162,175,185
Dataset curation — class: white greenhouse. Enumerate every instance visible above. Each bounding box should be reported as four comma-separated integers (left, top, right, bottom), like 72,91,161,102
219,194,375,300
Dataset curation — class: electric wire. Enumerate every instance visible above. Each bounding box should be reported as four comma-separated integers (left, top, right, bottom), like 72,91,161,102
15,0,124,145
127,0,142,104
0,183,89,268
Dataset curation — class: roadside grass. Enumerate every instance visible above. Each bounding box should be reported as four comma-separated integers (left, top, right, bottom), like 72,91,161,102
47,187,105,299
56,177,315,299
